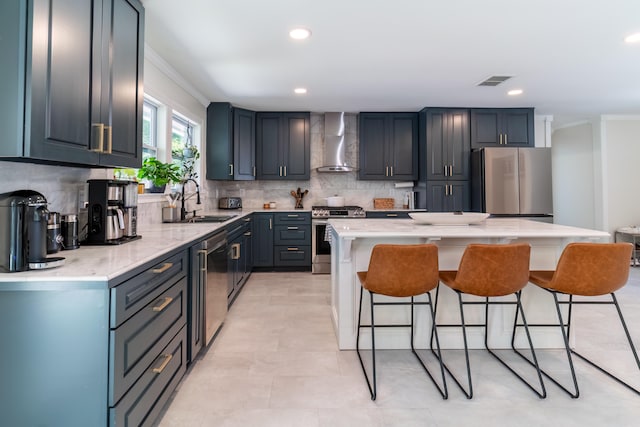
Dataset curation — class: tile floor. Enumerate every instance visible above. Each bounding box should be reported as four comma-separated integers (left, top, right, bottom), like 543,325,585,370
157,269,640,427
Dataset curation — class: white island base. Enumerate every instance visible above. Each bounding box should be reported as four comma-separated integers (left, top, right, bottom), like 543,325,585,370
328,218,610,350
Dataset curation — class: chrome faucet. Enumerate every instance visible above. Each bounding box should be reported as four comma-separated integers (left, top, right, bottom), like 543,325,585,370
180,178,201,221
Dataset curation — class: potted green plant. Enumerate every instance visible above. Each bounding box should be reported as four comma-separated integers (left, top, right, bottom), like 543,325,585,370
137,157,182,193
172,144,200,180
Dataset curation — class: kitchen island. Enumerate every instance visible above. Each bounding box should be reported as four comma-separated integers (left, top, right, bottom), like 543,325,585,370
328,217,610,350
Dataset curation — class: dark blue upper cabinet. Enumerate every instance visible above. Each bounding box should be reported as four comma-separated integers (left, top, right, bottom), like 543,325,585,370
206,102,256,180
470,108,534,148
422,108,470,181
359,112,418,180
0,0,144,168
256,112,310,180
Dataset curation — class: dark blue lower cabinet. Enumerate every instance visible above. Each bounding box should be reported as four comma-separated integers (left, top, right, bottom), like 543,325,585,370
109,326,187,427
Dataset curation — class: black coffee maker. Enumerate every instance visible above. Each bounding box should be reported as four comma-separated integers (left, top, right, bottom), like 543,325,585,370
0,190,65,272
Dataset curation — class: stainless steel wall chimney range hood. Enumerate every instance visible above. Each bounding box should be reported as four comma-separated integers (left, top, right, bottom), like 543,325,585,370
317,112,356,172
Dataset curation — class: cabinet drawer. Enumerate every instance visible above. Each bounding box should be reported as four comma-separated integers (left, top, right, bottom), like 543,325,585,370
109,277,187,406
274,245,311,267
109,326,187,427
111,251,188,328
365,211,411,218
274,212,311,225
274,225,311,245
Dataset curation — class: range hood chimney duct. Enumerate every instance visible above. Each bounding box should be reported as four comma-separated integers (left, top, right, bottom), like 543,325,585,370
317,112,356,172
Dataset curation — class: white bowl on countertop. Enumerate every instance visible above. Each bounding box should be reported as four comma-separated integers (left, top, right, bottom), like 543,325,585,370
408,212,490,225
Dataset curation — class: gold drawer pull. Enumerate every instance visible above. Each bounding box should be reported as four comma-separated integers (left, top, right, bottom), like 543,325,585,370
287,247,299,251
152,297,173,312
152,262,173,273
152,353,173,374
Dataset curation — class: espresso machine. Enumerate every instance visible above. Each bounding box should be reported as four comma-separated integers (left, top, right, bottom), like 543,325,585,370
0,190,65,272
86,180,140,244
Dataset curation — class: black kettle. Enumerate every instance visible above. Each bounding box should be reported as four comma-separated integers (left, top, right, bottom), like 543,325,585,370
0,190,52,272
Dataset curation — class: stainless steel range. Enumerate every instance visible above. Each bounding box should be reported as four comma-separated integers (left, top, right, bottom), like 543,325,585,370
311,205,365,274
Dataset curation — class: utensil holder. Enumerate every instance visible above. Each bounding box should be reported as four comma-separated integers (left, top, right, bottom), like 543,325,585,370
162,206,179,223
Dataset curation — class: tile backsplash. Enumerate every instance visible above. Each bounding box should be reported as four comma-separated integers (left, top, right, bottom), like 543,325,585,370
0,112,416,227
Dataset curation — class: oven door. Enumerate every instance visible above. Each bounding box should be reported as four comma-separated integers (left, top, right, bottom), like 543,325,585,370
312,219,331,274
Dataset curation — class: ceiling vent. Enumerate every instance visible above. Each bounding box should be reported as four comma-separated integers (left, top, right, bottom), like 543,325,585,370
477,75,513,87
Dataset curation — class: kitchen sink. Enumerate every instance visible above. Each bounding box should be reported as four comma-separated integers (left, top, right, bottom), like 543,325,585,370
183,214,238,223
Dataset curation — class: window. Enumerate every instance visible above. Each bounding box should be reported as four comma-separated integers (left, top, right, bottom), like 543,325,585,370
172,113,200,180
142,99,158,160
171,114,193,163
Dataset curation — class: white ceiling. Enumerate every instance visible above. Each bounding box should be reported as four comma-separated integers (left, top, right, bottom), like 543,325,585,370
142,0,640,122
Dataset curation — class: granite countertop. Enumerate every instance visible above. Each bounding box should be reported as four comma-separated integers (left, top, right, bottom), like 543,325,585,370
328,217,610,239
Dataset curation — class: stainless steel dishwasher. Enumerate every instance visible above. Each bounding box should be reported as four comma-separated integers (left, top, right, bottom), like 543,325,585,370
203,232,228,346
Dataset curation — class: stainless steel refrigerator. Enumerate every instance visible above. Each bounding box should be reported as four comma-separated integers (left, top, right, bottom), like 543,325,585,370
471,147,552,218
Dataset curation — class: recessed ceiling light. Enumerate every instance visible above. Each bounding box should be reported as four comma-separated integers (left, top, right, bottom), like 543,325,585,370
508,89,523,96
625,32,640,43
294,88,307,94
289,28,311,40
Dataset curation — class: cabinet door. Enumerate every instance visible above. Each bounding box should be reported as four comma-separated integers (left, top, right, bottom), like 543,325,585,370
425,110,448,180
256,113,283,179
470,109,501,148
28,0,100,164
234,108,256,180
425,181,447,212
502,109,534,146
447,110,470,180
99,0,144,168
471,108,534,148
281,112,310,180
388,113,418,180
358,113,388,180
449,181,471,212
206,102,234,180
252,213,274,267
425,181,470,212
188,242,204,363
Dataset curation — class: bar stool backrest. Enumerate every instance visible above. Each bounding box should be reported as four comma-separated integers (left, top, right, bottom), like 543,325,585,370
453,243,531,297
547,243,632,296
361,244,439,297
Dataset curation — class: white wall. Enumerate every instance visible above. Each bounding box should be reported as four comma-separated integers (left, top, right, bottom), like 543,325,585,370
602,116,640,233
550,122,596,228
551,115,640,236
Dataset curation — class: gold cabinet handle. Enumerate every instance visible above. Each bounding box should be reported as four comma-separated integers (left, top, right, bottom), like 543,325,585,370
287,247,299,251
279,166,283,176
229,164,234,176
152,353,173,374
231,243,241,260
253,166,256,177
104,126,112,153
287,226,299,230
243,231,251,236
283,165,287,176
269,218,272,229
443,165,448,176
244,217,251,222
449,165,453,176
287,214,299,218
198,249,207,273
152,262,173,273
152,296,173,312
91,123,105,152
386,213,398,217
390,166,393,176
504,134,508,145
385,166,389,176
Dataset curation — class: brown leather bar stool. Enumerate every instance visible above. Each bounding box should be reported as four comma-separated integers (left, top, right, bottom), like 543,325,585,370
519,242,638,398
356,244,447,400
435,243,546,399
